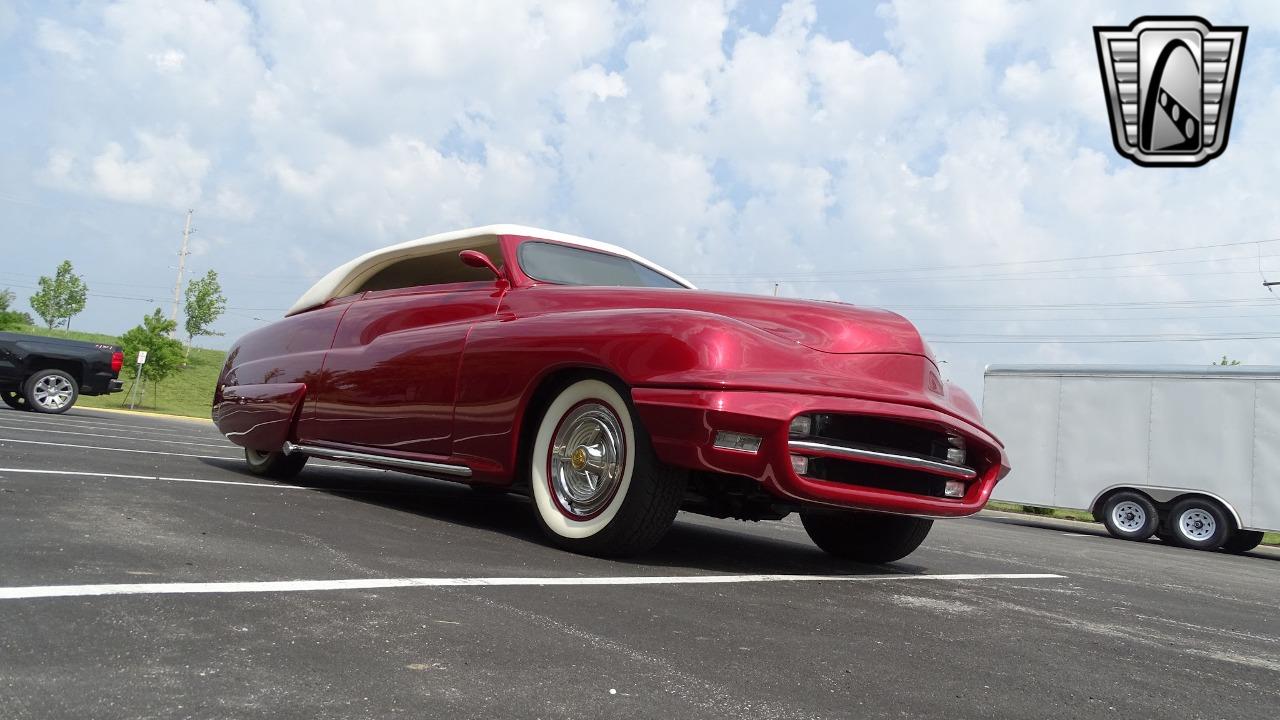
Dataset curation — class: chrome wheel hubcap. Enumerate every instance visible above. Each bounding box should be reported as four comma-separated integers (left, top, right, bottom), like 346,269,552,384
1111,501,1147,532
549,402,626,518
32,375,74,410
1178,508,1216,541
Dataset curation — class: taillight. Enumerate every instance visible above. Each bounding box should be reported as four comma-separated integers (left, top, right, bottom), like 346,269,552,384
111,351,123,373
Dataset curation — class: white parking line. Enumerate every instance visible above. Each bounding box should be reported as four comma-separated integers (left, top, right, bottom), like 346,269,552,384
0,467,306,491
5,414,220,441
0,436,238,460
0,438,387,474
14,412,214,437
0,573,1066,600
0,423,236,450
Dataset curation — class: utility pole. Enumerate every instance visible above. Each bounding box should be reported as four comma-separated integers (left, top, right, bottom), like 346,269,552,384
169,209,194,335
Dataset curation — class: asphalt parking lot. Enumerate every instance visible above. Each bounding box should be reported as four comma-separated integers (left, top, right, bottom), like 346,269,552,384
0,406,1276,719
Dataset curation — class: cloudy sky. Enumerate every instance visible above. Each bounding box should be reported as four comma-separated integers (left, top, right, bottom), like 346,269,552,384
2,0,1279,397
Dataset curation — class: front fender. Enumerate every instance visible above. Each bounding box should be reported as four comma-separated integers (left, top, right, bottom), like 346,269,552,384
451,308,783,480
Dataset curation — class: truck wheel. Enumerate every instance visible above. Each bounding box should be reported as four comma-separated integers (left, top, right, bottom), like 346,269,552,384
1168,497,1230,550
1100,491,1158,541
1,391,31,411
23,369,79,414
528,378,686,557
800,510,933,564
1220,529,1264,554
244,448,309,479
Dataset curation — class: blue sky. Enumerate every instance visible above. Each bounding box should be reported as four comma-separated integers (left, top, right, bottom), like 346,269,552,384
2,0,1280,396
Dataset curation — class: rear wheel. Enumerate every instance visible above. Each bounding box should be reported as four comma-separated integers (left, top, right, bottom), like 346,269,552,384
1168,497,1230,550
244,447,309,479
1100,491,1159,541
1221,529,1264,554
800,510,933,564
1,390,31,411
528,377,686,557
24,369,79,414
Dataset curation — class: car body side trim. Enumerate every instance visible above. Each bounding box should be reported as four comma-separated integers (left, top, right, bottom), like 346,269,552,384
283,442,473,478
788,440,978,481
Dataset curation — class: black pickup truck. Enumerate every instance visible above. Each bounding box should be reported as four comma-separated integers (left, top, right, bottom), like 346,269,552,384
0,332,124,414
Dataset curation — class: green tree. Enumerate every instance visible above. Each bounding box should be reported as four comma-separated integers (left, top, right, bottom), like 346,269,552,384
0,289,34,330
28,260,88,330
182,270,227,353
1214,355,1242,366
119,309,186,405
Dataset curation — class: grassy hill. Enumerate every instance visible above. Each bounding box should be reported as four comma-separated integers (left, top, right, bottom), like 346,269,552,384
13,325,224,420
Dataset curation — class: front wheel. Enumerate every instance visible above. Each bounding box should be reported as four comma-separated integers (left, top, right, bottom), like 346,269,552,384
244,447,309,479
24,369,79,414
800,510,933,564
528,377,686,557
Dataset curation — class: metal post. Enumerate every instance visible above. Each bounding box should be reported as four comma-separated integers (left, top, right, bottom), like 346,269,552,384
126,364,145,410
170,209,194,334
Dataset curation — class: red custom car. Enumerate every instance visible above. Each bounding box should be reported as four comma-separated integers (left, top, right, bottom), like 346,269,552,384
213,225,1008,561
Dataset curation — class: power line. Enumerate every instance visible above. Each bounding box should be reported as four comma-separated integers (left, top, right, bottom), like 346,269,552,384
685,238,1280,280
930,334,1280,344
884,298,1274,311
702,267,1277,286
908,311,1280,323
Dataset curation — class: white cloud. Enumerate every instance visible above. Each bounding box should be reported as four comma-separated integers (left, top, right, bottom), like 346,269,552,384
35,18,92,62
87,132,210,207
7,0,1280,395
559,65,628,119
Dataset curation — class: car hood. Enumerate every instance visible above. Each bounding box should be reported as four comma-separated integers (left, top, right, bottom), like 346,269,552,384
522,286,933,361
705,294,931,360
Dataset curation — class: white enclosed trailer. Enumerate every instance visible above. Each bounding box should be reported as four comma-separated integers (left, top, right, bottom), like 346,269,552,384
983,365,1279,553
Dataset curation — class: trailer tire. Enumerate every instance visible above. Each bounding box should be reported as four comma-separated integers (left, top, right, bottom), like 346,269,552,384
1168,497,1230,550
1100,491,1158,541
1220,529,1264,554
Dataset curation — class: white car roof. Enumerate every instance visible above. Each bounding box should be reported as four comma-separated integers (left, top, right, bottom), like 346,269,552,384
286,224,695,316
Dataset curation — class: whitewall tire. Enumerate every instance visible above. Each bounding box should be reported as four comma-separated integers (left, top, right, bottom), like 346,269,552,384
528,377,685,556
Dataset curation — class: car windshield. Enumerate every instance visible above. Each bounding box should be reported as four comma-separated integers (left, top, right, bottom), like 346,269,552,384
518,241,684,289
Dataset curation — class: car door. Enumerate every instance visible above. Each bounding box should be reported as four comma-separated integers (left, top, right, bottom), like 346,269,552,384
304,281,504,458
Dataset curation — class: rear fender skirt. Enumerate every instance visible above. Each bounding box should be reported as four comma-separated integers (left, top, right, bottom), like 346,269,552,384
213,383,307,451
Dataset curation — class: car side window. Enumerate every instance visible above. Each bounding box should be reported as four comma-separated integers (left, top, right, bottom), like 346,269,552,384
518,241,684,289
354,243,502,293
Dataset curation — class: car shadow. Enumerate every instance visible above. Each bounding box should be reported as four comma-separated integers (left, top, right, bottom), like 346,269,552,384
195,456,927,576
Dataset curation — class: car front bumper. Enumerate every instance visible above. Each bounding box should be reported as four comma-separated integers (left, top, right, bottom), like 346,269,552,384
631,387,1009,518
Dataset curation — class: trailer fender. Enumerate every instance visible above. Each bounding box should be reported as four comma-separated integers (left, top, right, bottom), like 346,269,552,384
1089,485,1242,530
